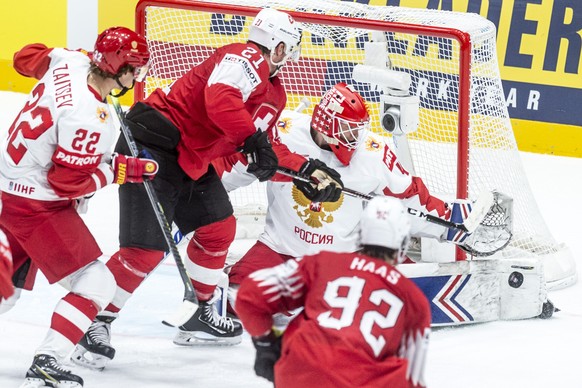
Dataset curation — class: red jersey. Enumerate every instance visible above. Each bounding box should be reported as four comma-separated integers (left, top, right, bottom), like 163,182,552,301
144,42,287,180
237,251,431,388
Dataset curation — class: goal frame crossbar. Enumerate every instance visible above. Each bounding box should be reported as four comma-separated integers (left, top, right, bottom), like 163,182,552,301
134,0,471,202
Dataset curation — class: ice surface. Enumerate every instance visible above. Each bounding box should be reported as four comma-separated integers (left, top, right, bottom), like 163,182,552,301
0,91,580,387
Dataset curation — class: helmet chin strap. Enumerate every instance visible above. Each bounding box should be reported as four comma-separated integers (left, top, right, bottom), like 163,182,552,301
110,76,135,98
269,51,291,77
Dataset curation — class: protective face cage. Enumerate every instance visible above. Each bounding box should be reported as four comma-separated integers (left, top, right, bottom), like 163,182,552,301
312,83,371,164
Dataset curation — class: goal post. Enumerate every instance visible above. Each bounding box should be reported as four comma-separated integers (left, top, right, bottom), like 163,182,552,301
134,0,576,288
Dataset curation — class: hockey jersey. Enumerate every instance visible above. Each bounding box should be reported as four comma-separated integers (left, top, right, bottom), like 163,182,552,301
144,42,288,180
0,45,115,201
236,251,431,388
218,109,450,257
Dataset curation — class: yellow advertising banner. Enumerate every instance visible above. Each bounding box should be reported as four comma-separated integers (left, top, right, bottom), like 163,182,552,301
0,0,580,155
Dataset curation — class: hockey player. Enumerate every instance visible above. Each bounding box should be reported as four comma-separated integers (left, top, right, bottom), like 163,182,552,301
72,8,342,369
0,27,153,388
225,82,474,296
236,196,431,387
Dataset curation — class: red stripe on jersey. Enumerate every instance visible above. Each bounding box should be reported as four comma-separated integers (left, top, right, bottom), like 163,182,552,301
93,166,109,189
383,176,448,217
52,145,101,170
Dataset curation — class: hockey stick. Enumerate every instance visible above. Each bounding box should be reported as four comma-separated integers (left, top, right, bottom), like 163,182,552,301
275,166,494,234
110,97,198,328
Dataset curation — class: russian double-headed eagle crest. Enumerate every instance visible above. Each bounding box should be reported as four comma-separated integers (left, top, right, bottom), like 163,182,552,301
292,186,344,228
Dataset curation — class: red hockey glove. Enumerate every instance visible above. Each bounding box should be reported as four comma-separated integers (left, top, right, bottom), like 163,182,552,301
112,153,159,184
0,230,14,300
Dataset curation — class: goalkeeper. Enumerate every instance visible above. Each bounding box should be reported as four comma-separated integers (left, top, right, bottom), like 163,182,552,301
214,82,511,310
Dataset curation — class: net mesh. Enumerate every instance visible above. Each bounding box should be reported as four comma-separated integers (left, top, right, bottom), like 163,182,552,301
137,0,575,284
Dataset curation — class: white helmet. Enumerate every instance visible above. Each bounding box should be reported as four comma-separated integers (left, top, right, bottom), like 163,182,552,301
360,197,411,264
248,8,302,66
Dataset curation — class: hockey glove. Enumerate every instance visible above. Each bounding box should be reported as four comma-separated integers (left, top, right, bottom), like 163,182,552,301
252,331,282,383
444,192,513,257
242,131,278,182
0,230,14,300
293,158,343,202
112,152,159,184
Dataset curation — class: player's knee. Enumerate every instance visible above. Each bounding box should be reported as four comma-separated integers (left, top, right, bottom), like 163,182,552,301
69,261,116,310
193,215,236,251
111,247,165,277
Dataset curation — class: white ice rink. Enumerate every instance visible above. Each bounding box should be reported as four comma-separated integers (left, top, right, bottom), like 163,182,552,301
0,91,581,387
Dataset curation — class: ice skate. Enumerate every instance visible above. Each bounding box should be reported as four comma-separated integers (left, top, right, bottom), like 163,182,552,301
173,300,243,346
21,354,83,388
71,315,115,370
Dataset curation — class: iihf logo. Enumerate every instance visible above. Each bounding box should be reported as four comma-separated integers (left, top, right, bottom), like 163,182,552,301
8,181,13,190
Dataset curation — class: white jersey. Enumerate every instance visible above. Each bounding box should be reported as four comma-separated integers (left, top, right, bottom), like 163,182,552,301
0,48,116,201
221,110,449,257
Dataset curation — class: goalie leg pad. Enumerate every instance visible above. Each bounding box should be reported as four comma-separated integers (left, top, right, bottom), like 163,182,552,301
398,257,547,325
499,258,546,320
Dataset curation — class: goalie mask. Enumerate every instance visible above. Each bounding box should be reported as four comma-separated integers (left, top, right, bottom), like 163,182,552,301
248,8,302,67
312,83,370,165
93,27,150,82
360,196,411,264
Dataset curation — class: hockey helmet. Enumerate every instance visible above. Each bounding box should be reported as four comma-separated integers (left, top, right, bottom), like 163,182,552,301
312,83,370,165
360,196,411,264
248,8,302,65
93,27,150,81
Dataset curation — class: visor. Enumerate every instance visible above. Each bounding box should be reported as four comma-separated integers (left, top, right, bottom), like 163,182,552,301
288,45,301,62
133,63,150,82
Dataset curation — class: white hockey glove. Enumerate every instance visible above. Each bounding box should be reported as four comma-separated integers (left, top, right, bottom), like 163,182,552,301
444,191,513,257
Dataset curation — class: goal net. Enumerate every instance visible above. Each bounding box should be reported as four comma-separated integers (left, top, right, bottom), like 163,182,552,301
135,0,576,288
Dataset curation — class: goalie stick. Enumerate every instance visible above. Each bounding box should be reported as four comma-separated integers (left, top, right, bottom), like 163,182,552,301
276,166,494,234
110,97,198,328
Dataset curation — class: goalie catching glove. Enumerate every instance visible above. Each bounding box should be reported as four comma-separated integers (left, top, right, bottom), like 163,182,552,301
294,158,343,203
242,131,278,182
251,331,282,383
112,152,159,184
444,191,513,257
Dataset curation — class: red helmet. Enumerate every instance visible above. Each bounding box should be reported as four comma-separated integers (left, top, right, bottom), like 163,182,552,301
93,27,150,80
311,82,370,166
311,83,370,165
